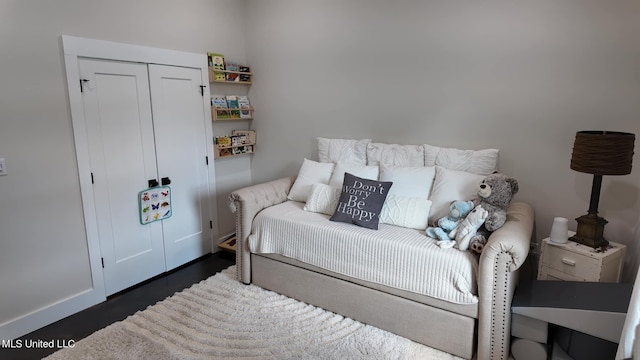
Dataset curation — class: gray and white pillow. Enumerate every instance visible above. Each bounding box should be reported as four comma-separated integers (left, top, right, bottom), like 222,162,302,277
330,173,393,230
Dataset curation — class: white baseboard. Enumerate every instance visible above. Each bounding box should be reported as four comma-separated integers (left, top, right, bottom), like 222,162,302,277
0,288,104,340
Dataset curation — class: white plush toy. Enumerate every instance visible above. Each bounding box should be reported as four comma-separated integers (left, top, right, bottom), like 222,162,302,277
447,205,489,251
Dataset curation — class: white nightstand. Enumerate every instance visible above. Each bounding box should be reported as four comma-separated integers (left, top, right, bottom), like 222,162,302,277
537,236,626,283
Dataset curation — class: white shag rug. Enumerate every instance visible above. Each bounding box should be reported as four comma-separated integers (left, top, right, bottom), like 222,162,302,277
46,266,462,360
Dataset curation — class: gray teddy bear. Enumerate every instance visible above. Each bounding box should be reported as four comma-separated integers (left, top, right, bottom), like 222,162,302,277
469,172,519,253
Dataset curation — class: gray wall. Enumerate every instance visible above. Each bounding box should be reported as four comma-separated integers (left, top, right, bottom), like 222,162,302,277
244,0,640,278
0,0,247,332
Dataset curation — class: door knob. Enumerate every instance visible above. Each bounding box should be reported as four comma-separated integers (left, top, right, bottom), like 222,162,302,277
148,179,159,188
161,177,171,185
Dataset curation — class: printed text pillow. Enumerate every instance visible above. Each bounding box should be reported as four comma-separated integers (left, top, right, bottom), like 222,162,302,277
330,173,392,230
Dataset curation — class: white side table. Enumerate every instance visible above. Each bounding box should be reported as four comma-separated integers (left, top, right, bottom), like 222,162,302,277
537,237,626,282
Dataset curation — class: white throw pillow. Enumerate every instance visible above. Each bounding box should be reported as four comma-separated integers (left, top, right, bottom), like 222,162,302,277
304,183,342,215
329,162,379,188
380,194,432,230
288,158,335,202
317,138,371,165
379,165,435,198
367,143,425,167
428,166,485,224
423,144,499,175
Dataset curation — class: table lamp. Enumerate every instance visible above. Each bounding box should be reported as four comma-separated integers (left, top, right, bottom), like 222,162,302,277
570,131,635,248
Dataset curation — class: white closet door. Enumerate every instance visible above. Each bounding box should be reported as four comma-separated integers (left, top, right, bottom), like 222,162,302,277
79,58,165,296
148,64,212,270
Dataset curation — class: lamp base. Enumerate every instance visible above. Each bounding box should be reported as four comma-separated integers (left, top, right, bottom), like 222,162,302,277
569,214,608,248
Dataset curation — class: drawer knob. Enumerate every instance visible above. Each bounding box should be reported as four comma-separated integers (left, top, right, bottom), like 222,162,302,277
561,258,576,266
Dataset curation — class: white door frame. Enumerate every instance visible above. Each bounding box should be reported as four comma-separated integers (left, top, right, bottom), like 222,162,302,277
61,34,217,302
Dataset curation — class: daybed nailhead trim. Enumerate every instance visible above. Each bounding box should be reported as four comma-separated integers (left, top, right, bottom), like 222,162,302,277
490,251,513,360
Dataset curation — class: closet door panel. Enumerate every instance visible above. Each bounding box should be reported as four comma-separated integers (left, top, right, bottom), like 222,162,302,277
149,64,212,270
79,58,165,295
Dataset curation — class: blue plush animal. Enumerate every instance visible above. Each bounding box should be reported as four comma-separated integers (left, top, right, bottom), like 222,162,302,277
425,200,475,241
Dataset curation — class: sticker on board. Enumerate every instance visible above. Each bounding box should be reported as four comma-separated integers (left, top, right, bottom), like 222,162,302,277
139,186,172,225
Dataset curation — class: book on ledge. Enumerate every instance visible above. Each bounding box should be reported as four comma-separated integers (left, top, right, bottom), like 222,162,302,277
238,96,252,118
208,52,225,70
211,94,230,120
225,63,239,82
226,95,240,119
211,95,228,109
226,95,238,108
239,65,251,82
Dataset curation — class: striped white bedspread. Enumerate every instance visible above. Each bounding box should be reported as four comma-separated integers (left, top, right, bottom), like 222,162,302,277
249,201,479,305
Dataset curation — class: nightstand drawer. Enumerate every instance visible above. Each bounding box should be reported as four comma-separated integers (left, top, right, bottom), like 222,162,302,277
537,238,626,283
541,245,599,279
539,265,596,282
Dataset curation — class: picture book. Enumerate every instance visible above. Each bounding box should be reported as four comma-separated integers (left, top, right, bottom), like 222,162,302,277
226,95,239,108
238,65,251,82
214,110,231,120
214,72,226,81
226,95,240,118
211,95,228,109
232,130,256,145
225,62,239,82
208,52,225,70
238,96,252,118
212,95,230,120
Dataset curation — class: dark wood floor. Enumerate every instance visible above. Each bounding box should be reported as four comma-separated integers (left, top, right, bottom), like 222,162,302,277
0,252,235,360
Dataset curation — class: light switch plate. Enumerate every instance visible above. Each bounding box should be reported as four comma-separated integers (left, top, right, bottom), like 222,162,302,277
0,158,6,176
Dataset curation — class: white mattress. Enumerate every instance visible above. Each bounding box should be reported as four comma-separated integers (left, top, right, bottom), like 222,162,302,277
248,201,479,305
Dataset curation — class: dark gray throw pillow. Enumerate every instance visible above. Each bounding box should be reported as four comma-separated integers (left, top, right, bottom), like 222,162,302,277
329,172,393,230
